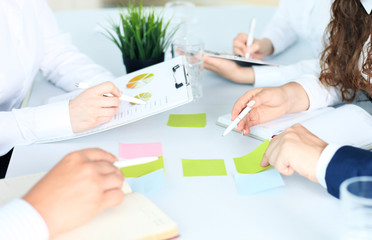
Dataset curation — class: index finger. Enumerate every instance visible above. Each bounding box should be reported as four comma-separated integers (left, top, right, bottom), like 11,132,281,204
91,82,121,97
231,88,261,120
80,148,118,163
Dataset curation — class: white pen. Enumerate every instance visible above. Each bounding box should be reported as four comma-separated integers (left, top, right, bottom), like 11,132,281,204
75,82,146,105
245,18,256,59
222,100,255,137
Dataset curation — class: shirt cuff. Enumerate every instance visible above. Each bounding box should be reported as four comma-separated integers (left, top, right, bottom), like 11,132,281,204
315,144,342,188
294,74,329,111
0,199,49,239
252,66,282,87
12,100,73,143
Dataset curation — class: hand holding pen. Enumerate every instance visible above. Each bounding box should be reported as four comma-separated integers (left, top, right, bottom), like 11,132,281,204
232,18,274,59
69,82,123,133
75,82,146,105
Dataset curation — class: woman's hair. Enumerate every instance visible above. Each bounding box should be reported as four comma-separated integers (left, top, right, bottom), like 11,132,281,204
320,0,372,101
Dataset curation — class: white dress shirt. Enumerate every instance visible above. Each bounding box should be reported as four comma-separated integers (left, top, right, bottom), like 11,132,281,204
252,0,331,87
0,198,49,239
0,0,114,156
1,0,115,237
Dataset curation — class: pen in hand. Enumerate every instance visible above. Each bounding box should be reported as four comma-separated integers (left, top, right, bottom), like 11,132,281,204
245,18,256,59
222,100,255,136
75,82,146,105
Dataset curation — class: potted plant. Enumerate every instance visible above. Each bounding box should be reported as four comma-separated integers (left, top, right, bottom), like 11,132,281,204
103,1,179,73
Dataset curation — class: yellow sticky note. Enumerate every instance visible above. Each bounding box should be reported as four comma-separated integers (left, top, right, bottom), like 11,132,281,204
167,113,207,128
233,140,270,174
120,157,164,178
182,159,227,177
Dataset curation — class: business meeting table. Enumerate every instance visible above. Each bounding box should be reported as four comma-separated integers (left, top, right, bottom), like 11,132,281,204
8,5,343,240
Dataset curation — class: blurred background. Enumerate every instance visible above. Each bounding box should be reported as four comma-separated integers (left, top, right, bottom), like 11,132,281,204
46,0,278,12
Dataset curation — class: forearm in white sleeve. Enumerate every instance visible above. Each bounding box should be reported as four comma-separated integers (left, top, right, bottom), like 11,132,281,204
294,74,342,110
0,199,49,240
252,59,320,87
0,101,73,156
315,144,342,188
260,0,298,55
37,0,115,92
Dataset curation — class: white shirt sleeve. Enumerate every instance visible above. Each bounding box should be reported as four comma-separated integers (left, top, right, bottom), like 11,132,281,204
252,59,320,87
0,101,72,156
315,144,342,188
36,0,115,92
261,0,298,55
0,199,49,240
294,74,342,110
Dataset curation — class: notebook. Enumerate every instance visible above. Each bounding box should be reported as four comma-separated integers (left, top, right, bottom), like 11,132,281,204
0,172,178,240
205,50,278,67
217,104,372,150
41,56,192,143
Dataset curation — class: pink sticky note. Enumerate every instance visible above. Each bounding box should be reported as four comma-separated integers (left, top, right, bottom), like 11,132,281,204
120,142,163,160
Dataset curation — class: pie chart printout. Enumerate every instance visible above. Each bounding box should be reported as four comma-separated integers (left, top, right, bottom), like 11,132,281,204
130,92,152,105
126,73,154,89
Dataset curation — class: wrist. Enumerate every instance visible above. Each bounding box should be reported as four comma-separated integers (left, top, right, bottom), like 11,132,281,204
282,82,310,114
234,67,255,84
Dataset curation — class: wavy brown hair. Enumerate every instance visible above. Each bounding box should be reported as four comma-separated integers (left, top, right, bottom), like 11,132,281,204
320,0,372,101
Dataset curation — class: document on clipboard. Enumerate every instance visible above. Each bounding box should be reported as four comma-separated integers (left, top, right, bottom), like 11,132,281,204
39,56,193,143
205,50,278,67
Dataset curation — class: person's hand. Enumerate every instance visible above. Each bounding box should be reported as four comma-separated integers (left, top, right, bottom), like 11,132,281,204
23,148,125,238
233,34,274,59
261,124,328,182
69,81,122,133
231,82,309,135
204,55,255,84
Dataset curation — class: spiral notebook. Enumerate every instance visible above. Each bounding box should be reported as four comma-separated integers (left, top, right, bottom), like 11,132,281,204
217,104,372,150
40,56,192,143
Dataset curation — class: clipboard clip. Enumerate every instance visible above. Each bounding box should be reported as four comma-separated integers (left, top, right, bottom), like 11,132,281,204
172,64,190,89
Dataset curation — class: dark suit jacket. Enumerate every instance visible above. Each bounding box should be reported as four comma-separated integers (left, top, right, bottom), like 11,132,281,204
325,146,372,198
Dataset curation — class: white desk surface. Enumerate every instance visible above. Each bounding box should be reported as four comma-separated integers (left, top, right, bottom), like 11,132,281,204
7,6,341,240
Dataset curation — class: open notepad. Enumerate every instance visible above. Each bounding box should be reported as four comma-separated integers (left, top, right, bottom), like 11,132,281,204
41,56,192,143
205,50,278,67
0,173,178,240
217,104,372,150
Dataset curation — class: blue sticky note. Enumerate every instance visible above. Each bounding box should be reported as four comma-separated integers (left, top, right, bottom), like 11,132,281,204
234,169,285,195
126,169,165,195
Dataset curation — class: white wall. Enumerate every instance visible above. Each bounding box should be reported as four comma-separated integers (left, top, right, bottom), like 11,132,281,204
46,0,278,12
46,0,102,12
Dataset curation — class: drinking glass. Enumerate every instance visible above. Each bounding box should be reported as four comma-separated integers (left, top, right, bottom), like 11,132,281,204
340,176,372,240
171,36,204,100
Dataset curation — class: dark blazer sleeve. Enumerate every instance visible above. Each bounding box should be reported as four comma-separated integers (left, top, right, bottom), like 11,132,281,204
325,146,372,198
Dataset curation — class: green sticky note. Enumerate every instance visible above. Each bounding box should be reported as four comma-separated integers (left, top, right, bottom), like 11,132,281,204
234,140,270,174
120,157,164,178
182,159,227,177
167,113,207,128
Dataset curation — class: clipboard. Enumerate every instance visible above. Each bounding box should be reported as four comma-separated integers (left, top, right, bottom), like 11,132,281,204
205,50,278,67
39,56,193,143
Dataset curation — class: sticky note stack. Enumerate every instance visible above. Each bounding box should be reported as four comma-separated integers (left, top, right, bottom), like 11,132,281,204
233,140,285,195
119,142,164,178
118,142,165,194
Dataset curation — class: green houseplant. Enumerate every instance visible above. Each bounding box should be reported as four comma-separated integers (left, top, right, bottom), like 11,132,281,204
104,1,179,73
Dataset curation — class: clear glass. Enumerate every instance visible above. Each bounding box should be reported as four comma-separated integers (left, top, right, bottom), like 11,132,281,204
340,176,372,240
164,1,196,38
171,36,204,100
